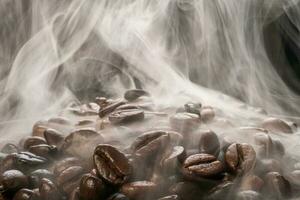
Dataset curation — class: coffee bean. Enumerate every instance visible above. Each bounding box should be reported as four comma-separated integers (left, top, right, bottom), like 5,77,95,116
262,118,295,134
116,104,140,111
201,107,215,123
161,146,186,174
39,178,61,200
240,175,264,192
48,117,72,126
107,193,129,200
169,113,200,133
53,157,82,177
120,181,157,200
182,154,224,180
184,103,201,116
225,143,256,174
43,129,64,150
208,181,234,200
56,166,84,186
264,172,291,199
28,144,57,158
93,144,131,185
79,174,106,200
23,137,47,150
0,170,28,192
124,89,149,101
157,195,181,200
99,100,125,118
30,169,54,188
108,109,144,124
12,189,36,200
32,121,48,138
254,159,282,176
169,181,205,200
198,130,220,157
69,187,80,200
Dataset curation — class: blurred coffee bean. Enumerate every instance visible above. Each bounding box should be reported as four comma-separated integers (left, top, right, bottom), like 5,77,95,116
130,131,171,160
95,97,108,108
124,89,149,101
99,100,125,118
254,133,285,159
207,181,234,200
1,144,19,154
240,175,264,192
0,170,28,192
225,143,256,174
182,154,223,180
169,181,206,200
157,195,181,200
32,121,48,138
198,130,220,157
201,107,215,123
44,129,64,150
184,103,201,116
48,117,72,126
120,181,157,200
236,190,262,200
12,188,39,200
161,146,186,174
30,169,54,188
287,170,300,186
264,172,291,199
23,137,47,150
94,144,131,185
79,174,106,200
262,118,295,133
39,178,61,200
56,166,84,186
169,113,200,133
254,159,281,176
69,187,80,200
116,104,139,111
107,193,129,200
53,157,82,177
28,144,57,158
108,109,144,124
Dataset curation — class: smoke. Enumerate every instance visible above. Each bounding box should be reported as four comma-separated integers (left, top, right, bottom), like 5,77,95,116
0,0,299,142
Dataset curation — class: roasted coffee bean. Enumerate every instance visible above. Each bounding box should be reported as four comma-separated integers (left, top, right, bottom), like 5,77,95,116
39,178,61,200
120,181,157,200
12,189,36,200
184,103,201,116
23,137,47,150
107,193,129,200
99,100,125,118
94,144,131,185
201,107,215,123
169,113,200,133
28,144,57,158
161,146,186,174
157,195,181,200
44,129,64,150
225,143,256,174
262,118,296,134
1,144,19,154
236,190,262,200
116,104,140,111
240,175,264,192
79,174,106,200
124,89,149,101
264,172,291,199
56,166,84,186
108,109,145,124
48,117,72,125
130,131,171,160
29,169,54,188
53,157,82,177
0,170,28,192
198,130,220,157
181,154,223,180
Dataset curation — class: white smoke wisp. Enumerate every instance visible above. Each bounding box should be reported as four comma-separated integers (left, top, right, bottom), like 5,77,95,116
0,0,299,140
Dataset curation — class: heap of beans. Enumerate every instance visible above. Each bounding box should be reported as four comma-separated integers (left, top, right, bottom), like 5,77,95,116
0,89,299,200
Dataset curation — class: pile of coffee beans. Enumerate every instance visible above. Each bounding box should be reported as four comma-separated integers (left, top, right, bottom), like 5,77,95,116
0,89,299,200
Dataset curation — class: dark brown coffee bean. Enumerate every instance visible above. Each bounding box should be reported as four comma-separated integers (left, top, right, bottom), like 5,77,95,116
1,144,19,154
29,169,54,188
184,103,201,116
198,130,220,157
225,143,256,174
264,172,291,199
236,190,262,200
79,174,106,200
120,181,156,200
23,137,47,150
108,109,144,124
124,89,149,101
99,100,125,118
56,166,84,186
107,193,129,200
0,170,28,192
44,129,64,150
28,145,57,158
169,113,200,133
39,178,61,200
157,195,181,200
262,118,295,133
201,107,215,123
182,154,223,179
94,144,132,185
130,131,171,160
53,157,82,177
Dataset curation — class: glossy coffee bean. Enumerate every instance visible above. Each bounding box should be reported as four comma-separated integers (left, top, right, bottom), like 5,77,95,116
39,178,61,200
161,146,186,174
264,172,291,199
169,113,200,133
23,137,47,150
182,154,223,180
130,131,170,160
99,100,125,118
108,109,144,124
94,144,131,185
124,89,149,101
262,118,295,134
198,130,220,157
79,174,106,200
120,181,157,200
0,170,28,192
107,193,129,200
225,143,256,174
